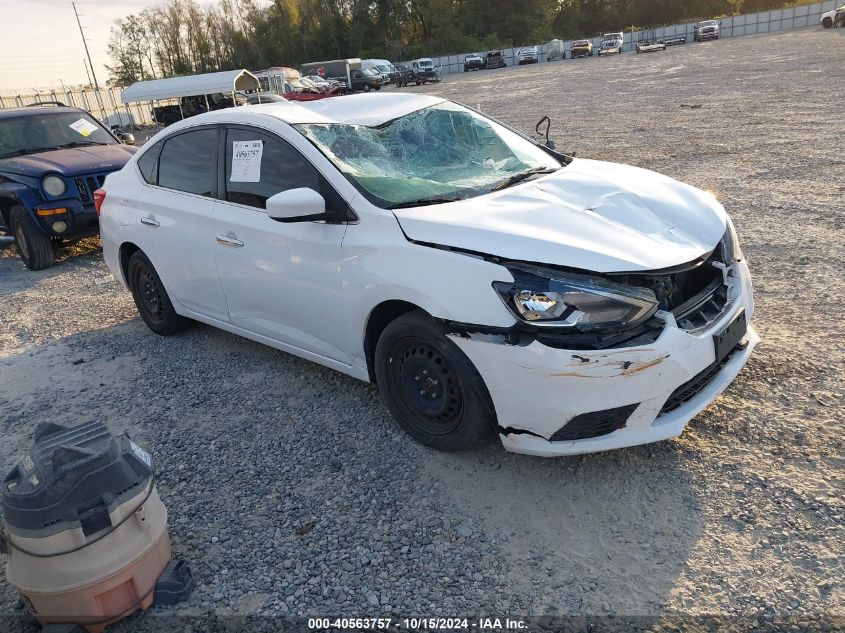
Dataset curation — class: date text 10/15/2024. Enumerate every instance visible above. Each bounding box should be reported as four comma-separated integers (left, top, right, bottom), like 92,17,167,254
308,617,528,630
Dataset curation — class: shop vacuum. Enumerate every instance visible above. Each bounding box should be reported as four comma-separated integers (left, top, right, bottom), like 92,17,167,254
1,422,194,632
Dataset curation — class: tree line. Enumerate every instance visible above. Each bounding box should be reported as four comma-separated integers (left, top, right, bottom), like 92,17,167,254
106,0,803,86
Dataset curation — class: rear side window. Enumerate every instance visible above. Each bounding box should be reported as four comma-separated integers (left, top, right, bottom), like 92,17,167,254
157,129,217,196
224,127,319,209
136,141,162,184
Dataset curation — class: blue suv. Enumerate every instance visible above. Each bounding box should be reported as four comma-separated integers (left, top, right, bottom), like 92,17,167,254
0,104,137,269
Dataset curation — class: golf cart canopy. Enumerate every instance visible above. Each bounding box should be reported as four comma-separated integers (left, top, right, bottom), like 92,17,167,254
120,69,260,104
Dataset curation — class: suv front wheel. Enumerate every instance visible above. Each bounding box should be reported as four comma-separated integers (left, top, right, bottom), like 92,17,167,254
375,310,495,451
10,205,54,270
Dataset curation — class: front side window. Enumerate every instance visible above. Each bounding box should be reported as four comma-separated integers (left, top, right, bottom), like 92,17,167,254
0,111,116,158
224,127,319,209
157,128,217,196
295,102,562,209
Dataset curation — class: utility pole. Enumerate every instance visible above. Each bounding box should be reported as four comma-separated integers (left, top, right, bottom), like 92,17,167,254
83,58,93,88
73,2,100,91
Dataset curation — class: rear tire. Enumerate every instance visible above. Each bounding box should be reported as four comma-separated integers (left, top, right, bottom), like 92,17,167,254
127,250,188,336
375,310,495,451
10,206,54,270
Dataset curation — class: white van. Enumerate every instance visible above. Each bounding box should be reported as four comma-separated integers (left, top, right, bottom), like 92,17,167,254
362,59,396,85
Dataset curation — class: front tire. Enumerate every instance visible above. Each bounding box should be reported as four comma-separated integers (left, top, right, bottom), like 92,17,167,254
10,206,54,270
375,311,495,451
127,250,188,336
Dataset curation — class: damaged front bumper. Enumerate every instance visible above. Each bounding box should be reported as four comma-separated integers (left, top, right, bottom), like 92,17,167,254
448,260,757,456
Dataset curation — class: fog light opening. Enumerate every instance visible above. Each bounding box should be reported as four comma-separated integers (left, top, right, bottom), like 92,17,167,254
52,221,68,233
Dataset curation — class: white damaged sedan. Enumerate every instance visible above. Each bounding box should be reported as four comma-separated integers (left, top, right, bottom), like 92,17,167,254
97,93,757,456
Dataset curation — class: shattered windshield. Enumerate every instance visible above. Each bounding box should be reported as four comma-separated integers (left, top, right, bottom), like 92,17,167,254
295,102,562,208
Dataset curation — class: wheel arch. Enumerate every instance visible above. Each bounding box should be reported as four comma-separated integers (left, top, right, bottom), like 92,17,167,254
0,196,15,229
363,300,424,383
0,185,41,231
118,241,142,285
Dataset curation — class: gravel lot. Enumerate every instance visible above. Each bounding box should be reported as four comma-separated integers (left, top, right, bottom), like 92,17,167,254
1,27,844,632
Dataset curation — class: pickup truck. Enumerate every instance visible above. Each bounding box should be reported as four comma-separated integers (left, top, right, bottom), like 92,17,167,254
694,20,720,41
517,46,539,64
598,33,624,56
821,4,845,27
464,54,485,71
570,40,593,58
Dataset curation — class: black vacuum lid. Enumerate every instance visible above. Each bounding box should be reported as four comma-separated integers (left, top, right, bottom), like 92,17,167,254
2,421,154,534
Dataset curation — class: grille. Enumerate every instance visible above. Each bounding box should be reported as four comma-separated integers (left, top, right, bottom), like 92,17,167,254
673,278,729,330
659,346,739,415
74,173,108,205
614,246,731,333
550,404,639,442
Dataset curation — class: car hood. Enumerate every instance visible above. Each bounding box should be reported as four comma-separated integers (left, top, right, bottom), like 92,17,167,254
0,144,137,178
391,158,728,273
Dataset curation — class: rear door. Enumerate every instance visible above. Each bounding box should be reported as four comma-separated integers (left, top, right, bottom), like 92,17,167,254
210,125,351,364
131,126,229,321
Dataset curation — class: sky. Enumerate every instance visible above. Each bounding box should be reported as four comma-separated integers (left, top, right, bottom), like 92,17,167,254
0,0,217,94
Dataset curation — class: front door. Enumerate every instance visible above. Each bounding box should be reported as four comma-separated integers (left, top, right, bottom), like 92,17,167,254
211,125,351,365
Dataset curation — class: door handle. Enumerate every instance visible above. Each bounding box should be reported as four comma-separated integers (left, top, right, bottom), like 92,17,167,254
216,234,244,247
140,216,159,227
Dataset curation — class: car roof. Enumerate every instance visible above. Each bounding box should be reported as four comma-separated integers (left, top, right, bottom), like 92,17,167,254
0,105,83,120
170,93,448,128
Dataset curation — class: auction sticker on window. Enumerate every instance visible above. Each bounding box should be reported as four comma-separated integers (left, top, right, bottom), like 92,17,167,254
231,140,263,182
69,118,99,137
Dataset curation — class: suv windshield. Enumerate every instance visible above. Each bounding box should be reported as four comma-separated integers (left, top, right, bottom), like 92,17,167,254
0,111,115,158
700,20,717,26
418,60,433,68
296,102,562,208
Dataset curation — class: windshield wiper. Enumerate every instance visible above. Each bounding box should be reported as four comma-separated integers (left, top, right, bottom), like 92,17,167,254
0,141,110,158
388,196,467,209
491,167,558,192
56,141,110,148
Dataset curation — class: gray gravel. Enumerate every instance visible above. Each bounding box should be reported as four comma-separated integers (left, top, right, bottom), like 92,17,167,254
1,27,844,632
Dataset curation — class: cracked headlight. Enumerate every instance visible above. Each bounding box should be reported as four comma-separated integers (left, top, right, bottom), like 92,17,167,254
42,175,66,197
494,265,658,330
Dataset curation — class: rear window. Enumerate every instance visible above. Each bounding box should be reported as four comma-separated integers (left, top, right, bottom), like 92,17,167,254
157,128,217,196
136,141,162,184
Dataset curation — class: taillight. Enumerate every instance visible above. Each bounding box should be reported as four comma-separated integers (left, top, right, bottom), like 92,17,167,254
93,188,106,216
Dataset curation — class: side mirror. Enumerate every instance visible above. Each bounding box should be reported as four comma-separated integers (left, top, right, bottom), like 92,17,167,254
119,132,136,145
535,116,555,150
267,188,329,223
